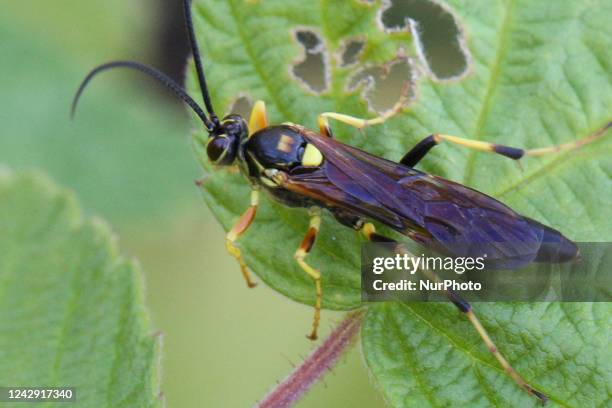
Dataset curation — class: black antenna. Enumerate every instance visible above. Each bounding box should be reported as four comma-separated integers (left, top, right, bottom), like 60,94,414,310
71,61,214,131
183,0,219,125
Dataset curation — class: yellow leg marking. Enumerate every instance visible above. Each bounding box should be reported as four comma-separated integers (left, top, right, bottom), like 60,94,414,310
433,120,611,161
248,100,268,136
435,134,498,153
318,115,333,138
294,208,322,340
360,222,376,240
226,190,259,288
464,310,546,401
319,82,409,130
525,121,611,156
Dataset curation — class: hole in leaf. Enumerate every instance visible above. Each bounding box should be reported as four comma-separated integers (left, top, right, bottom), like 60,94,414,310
291,29,329,94
349,58,415,113
296,30,322,51
340,39,365,67
379,0,469,80
227,95,253,118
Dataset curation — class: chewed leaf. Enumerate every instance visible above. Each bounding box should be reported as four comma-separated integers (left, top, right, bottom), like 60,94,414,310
339,39,365,67
379,0,470,80
348,57,415,113
291,28,329,93
188,0,612,405
227,95,254,117
0,171,162,407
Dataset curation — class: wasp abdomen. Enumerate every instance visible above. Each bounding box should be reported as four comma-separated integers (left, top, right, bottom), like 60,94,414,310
527,217,580,262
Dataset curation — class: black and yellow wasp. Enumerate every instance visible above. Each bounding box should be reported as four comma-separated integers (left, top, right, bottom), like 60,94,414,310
72,0,609,403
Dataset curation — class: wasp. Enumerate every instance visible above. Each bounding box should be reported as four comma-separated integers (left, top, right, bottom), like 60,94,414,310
72,0,609,403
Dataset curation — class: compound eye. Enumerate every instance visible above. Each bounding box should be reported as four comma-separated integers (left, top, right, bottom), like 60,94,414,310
207,136,230,164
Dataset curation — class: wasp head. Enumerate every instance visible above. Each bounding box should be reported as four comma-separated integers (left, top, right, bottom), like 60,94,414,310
206,114,248,166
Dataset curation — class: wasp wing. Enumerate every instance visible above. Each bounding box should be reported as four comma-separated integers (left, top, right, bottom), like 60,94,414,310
282,128,569,268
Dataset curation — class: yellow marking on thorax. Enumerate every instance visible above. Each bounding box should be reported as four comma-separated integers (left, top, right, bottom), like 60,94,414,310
276,134,295,153
302,143,323,167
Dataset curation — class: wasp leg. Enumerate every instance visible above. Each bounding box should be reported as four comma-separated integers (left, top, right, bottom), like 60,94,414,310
248,100,269,136
402,121,611,166
360,222,549,404
400,135,439,167
294,207,323,340
226,190,259,288
317,115,335,138
318,82,410,134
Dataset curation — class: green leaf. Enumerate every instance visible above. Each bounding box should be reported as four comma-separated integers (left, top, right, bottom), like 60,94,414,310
0,171,161,408
362,302,610,407
188,0,611,405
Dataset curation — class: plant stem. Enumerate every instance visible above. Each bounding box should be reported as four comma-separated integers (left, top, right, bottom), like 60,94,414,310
256,310,366,408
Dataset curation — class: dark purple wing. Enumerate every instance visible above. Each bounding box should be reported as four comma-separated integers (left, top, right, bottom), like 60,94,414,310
284,128,553,268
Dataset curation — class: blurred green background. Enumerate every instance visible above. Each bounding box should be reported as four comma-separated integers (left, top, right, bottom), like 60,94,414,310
0,1,384,407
